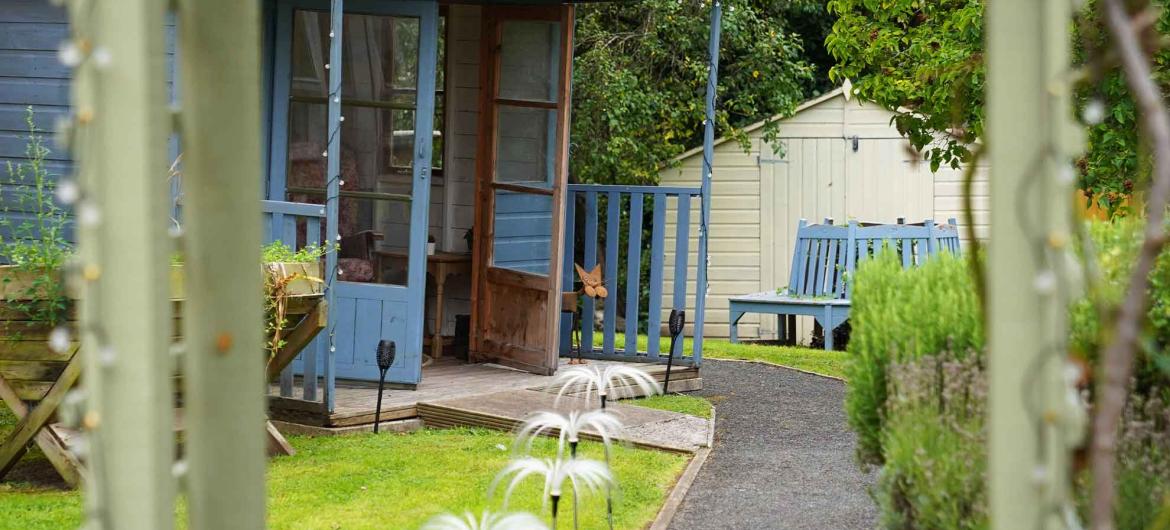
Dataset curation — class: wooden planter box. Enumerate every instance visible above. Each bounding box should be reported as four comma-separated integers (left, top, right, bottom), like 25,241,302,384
0,262,326,484
0,262,324,401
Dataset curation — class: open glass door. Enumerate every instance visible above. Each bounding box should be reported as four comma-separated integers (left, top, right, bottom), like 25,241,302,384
472,6,574,374
271,0,439,384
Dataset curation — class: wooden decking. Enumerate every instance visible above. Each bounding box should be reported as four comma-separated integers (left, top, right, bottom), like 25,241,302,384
269,357,701,428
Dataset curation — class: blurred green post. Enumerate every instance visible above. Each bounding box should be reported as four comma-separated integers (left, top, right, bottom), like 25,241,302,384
176,0,267,527
986,0,1084,528
72,0,176,527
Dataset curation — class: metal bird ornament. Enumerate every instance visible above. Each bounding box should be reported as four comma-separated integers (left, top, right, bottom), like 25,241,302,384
574,263,607,299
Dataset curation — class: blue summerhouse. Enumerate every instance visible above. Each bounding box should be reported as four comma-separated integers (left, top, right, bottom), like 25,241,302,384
0,0,720,421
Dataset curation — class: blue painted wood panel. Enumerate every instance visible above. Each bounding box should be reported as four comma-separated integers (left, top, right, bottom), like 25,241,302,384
0,0,177,239
492,190,553,274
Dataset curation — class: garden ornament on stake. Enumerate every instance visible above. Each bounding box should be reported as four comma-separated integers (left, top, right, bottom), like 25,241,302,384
491,457,613,530
514,410,623,459
421,510,548,530
552,364,661,410
515,410,624,530
570,263,608,364
574,263,607,299
665,309,685,393
374,339,396,433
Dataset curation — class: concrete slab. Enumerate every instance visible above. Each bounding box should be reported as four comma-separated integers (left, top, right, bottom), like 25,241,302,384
418,389,710,454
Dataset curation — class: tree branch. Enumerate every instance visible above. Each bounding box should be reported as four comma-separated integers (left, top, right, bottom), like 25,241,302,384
1092,1,1170,529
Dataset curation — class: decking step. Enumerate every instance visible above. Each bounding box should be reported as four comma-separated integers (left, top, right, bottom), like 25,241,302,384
417,389,709,454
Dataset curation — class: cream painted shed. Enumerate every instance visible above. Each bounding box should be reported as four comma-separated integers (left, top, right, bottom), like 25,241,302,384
660,88,989,341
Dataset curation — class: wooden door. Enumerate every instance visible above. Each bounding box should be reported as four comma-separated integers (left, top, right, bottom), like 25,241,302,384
470,5,573,374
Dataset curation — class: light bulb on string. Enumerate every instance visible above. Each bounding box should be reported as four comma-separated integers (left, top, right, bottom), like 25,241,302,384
78,201,102,227
58,41,81,67
56,180,80,205
91,47,111,69
48,326,72,354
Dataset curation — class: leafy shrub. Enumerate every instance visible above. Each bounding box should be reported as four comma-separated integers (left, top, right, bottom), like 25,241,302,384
845,250,983,464
1070,217,1170,395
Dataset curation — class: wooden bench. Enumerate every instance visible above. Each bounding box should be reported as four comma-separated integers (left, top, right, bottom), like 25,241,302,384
729,217,961,350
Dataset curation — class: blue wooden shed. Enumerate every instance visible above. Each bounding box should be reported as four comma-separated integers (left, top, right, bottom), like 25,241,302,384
0,0,721,417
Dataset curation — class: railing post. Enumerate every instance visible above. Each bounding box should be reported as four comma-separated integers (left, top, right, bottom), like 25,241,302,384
603,191,620,354
560,190,576,355
692,0,722,363
321,0,345,413
624,193,644,356
176,0,267,525
73,0,175,526
582,191,598,352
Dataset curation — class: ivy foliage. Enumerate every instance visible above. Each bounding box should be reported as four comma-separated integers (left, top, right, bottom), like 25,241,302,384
571,0,828,185
825,0,1169,214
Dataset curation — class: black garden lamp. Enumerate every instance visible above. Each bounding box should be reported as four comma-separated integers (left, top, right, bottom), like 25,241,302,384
374,339,395,433
665,309,685,393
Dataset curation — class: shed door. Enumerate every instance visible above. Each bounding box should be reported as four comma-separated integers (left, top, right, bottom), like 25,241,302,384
471,5,573,374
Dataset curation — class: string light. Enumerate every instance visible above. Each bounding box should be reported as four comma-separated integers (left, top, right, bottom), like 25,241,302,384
77,201,102,227
91,47,111,68
48,326,72,353
1082,99,1105,125
56,179,80,205
58,41,82,67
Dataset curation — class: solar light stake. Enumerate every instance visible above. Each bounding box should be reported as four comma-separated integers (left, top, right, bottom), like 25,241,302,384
665,310,685,393
374,340,396,433
550,493,561,530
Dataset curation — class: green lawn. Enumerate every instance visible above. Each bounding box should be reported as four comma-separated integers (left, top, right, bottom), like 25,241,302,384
0,403,686,530
604,334,849,380
624,393,713,418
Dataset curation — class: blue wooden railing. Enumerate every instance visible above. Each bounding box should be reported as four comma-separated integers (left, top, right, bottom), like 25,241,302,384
261,200,327,402
560,184,706,365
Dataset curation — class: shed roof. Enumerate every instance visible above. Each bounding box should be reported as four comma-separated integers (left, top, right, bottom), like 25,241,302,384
670,87,848,163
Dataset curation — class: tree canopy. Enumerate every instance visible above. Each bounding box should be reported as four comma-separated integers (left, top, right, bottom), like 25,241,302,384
825,0,1169,215
570,0,832,185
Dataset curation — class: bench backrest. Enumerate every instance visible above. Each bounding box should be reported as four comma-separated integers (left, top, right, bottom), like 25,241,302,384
787,218,962,300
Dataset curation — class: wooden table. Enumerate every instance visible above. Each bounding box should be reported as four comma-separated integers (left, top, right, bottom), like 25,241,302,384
374,249,473,358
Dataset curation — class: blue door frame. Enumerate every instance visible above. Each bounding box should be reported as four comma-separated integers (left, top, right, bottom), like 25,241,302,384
267,0,438,407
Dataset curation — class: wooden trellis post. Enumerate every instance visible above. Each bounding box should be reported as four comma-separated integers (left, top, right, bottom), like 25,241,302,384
69,0,176,527
71,0,267,527
175,0,267,527
986,0,1086,528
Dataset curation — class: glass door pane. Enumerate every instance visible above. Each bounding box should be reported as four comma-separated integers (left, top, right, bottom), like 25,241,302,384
498,20,560,102
286,9,422,286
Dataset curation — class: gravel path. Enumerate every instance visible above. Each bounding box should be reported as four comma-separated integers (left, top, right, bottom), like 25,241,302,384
668,359,878,530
